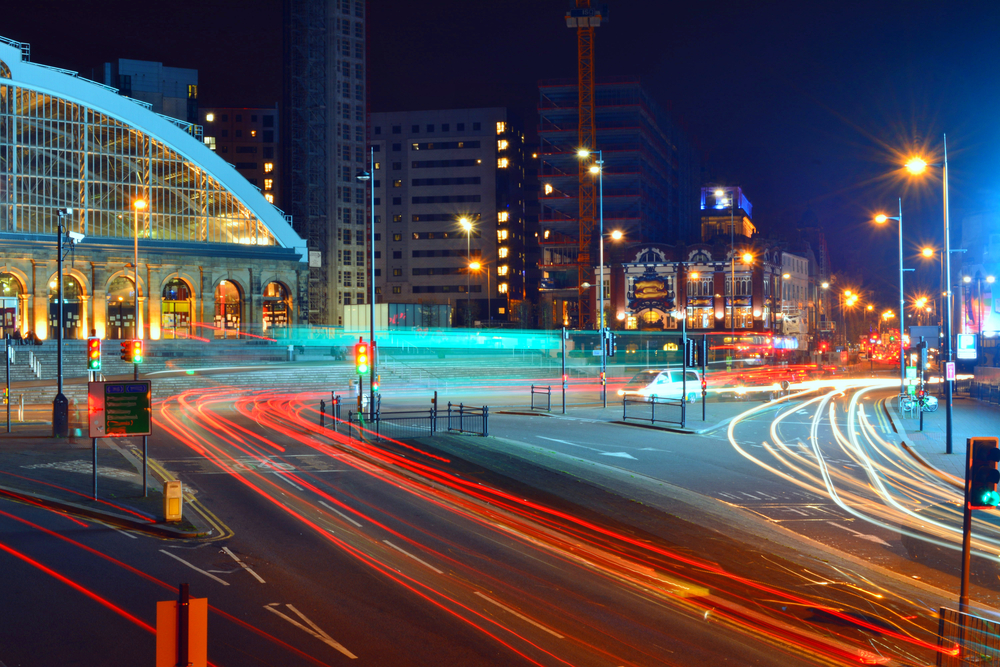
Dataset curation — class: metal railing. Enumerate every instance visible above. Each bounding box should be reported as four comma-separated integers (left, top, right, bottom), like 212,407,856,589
622,394,685,427
444,402,488,436
530,384,552,411
937,607,1000,666
340,402,489,441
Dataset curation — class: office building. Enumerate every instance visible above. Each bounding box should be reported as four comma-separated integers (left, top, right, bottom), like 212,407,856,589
0,37,307,340
537,78,700,328
283,0,367,326
368,108,528,325
86,58,198,124
201,106,281,209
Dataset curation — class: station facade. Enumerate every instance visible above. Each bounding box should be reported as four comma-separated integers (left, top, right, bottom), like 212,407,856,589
0,37,308,341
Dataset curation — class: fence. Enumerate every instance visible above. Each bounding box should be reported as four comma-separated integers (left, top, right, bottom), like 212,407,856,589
970,382,1000,404
340,402,489,441
622,394,685,427
530,385,552,412
937,607,1000,666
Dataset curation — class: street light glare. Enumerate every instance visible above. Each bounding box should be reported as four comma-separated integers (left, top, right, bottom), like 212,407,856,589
874,214,888,223
610,230,623,240
133,199,147,210
589,165,600,174
989,276,996,284
964,275,972,283
741,252,753,263
782,273,790,279
458,217,472,231
905,157,928,174
468,261,481,271
921,247,934,258
821,282,829,289
577,149,590,158
714,189,725,197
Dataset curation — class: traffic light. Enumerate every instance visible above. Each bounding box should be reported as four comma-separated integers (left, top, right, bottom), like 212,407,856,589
701,375,707,395
355,339,370,375
87,337,101,371
120,340,132,362
604,329,617,357
969,437,1000,509
131,339,143,364
373,374,380,392
684,338,696,367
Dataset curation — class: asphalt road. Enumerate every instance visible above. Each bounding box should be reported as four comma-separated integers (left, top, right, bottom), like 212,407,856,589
0,386,855,667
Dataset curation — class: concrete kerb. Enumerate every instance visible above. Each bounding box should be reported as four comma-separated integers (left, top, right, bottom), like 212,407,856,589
882,401,963,491
0,484,204,538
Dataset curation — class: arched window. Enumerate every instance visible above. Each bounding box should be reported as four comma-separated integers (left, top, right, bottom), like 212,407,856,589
0,273,23,336
106,276,139,339
48,275,84,339
161,278,193,339
214,280,242,338
0,61,10,79
262,282,291,334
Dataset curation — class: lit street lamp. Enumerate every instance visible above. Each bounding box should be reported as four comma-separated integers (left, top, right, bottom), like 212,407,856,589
459,216,474,327
469,261,490,326
578,148,608,407
873,199,908,397
356,152,377,419
132,199,146,380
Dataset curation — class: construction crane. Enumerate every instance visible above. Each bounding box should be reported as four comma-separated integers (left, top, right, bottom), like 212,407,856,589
565,2,607,328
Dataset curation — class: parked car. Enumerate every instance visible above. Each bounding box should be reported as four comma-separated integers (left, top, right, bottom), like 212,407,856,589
618,369,700,402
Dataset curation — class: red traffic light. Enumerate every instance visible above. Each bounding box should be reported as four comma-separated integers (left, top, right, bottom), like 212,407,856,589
87,337,101,371
354,340,370,375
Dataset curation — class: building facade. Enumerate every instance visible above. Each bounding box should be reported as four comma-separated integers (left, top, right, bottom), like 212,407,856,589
537,78,700,329
201,106,281,208
368,108,527,325
86,58,198,124
609,241,784,337
283,0,368,327
700,187,756,242
0,37,307,341
780,250,811,353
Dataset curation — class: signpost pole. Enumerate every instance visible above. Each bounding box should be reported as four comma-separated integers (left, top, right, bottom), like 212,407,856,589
143,434,148,497
92,436,97,500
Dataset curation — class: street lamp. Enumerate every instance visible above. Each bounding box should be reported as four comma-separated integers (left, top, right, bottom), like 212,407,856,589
469,261,490,327
873,199,907,397
356,152,376,419
132,199,146,380
578,148,608,407
905,141,955,458
458,216,474,327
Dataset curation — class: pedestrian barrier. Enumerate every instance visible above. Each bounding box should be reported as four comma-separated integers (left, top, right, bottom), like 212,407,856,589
937,607,1000,666
622,394,685,428
530,384,552,412
970,382,1000,405
344,402,488,441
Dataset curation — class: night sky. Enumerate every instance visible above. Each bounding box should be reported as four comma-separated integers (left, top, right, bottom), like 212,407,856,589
5,0,999,311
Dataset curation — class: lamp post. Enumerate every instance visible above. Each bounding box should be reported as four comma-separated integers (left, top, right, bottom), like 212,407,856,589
459,216,473,327
132,199,146,381
52,209,70,437
874,198,908,397
578,149,607,406
356,151,377,419
469,261,490,327
906,142,955,456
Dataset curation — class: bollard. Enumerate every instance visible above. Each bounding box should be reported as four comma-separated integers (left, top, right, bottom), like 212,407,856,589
164,480,183,522
320,399,326,427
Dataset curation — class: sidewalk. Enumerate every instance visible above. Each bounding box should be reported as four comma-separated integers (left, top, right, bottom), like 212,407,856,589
0,423,207,538
887,395,1000,482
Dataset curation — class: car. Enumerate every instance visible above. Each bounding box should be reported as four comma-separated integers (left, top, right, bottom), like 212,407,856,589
618,368,701,402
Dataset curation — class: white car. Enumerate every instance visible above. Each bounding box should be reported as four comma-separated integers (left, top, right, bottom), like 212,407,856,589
619,369,701,402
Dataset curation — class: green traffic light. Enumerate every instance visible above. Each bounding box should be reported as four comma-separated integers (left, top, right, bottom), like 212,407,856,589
983,490,1000,507
358,364,368,374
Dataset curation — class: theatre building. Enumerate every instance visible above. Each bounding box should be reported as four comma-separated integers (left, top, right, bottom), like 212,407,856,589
0,37,308,341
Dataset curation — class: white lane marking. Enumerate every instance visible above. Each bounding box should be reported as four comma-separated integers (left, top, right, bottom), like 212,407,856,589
537,436,600,452
221,546,266,583
600,452,637,459
318,500,363,527
383,540,444,574
159,549,230,586
474,591,565,639
826,521,892,547
264,603,357,659
113,528,138,539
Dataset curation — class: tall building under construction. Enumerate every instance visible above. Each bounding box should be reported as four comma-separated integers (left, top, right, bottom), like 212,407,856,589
537,78,699,328
283,0,368,326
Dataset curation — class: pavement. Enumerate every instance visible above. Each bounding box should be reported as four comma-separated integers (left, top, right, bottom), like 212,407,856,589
0,421,209,538
886,393,1000,485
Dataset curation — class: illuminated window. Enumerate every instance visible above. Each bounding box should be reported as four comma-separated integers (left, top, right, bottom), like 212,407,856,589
497,230,508,241
392,286,401,294
264,178,273,191
543,229,550,239
264,193,274,203
497,265,509,277
393,179,402,187
498,283,508,294
393,269,402,277
374,162,381,170
251,130,257,138
205,113,215,122
496,121,506,135
543,183,553,195
497,139,508,151
264,162,274,173
498,247,509,259
204,136,216,150
393,234,402,241
343,272,352,287
498,211,509,222
626,315,638,330
497,158,508,169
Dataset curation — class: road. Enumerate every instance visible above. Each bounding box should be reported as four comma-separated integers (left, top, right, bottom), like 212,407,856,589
0,372,980,665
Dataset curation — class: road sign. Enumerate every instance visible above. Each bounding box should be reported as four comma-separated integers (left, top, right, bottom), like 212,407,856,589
88,381,151,438
957,333,977,360
946,361,956,381
906,366,917,379
156,596,207,667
